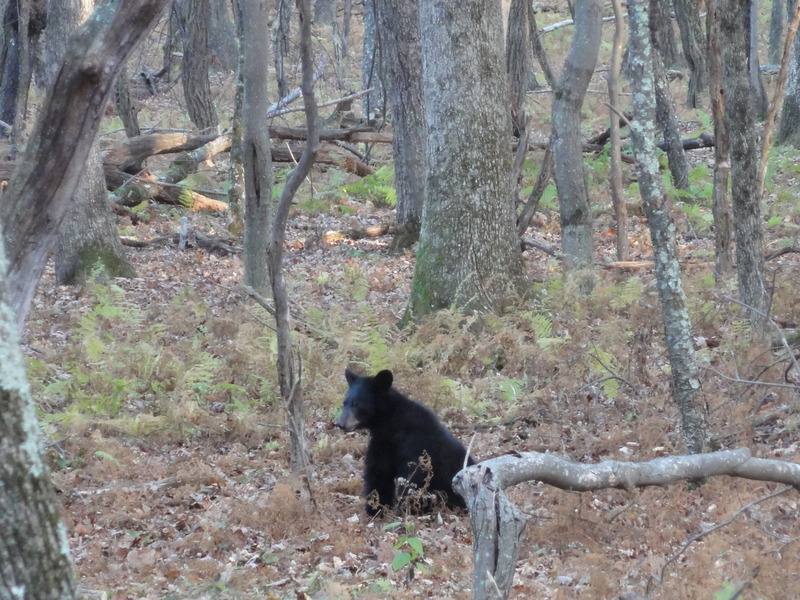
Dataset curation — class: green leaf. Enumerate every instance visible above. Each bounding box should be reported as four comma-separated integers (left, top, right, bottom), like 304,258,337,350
95,450,121,466
407,537,424,558
392,552,412,571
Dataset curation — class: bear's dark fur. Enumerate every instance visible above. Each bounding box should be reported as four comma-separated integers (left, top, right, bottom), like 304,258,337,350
335,368,475,516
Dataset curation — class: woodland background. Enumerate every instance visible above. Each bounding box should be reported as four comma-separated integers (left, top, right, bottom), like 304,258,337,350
1,0,800,598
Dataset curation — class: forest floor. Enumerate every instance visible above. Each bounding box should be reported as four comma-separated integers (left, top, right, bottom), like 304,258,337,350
24,183,800,599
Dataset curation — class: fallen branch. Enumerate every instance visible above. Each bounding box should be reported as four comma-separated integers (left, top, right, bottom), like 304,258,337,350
454,448,800,600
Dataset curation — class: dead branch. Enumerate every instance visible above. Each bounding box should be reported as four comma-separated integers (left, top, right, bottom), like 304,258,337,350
120,230,241,254
454,449,800,600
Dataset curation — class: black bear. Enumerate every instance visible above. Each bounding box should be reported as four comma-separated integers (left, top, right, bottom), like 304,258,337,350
335,368,475,516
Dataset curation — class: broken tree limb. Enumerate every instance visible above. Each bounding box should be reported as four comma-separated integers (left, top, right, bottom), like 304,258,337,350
453,448,800,600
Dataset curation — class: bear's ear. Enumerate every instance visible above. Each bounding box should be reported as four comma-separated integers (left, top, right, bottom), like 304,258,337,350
345,368,358,385
374,369,393,390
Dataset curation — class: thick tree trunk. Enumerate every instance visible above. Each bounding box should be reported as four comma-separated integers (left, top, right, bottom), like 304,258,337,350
652,0,681,69
209,0,237,71
0,0,169,331
55,149,137,284
628,0,708,454
408,0,524,318
45,0,137,286
706,0,734,277
183,0,218,130
673,0,707,107
239,0,272,291
552,0,601,271
375,0,425,251
719,0,770,329
0,239,76,600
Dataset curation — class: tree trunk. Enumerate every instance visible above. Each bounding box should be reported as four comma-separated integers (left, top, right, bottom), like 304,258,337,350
0,0,21,130
114,64,142,138
209,0,237,71
528,6,557,89
314,0,336,25
0,239,76,600
706,0,734,277
651,10,689,191
719,0,770,329
750,0,769,116
552,0,602,272
239,0,272,291
628,0,708,454
769,0,787,63
55,149,137,284
274,0,293,100
652,0,681,69
361,0,384,122
608,0,628,260
506,0,530,132
160,0,186,84
673,0,707,107
408,0,524,319
228,0,245,236
44,0,137,286
0,0,169,331
777,13,800,146
183,0,219,130
375,0,425,251
267,0,317,498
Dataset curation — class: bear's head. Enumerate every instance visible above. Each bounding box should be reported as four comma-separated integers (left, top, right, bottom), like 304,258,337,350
334,368,394,432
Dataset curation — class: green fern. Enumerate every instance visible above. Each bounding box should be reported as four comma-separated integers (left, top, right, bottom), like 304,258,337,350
609,277,643,310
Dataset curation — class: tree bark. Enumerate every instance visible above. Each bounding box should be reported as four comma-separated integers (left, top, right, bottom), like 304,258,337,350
706,0,734,277
408,0,524,318
0,0,169,331
750,0,769,116
0,237,76,600
209,0,237,71
719,0,770,329
506,0,530,132
45,0,137,286
182,0,218,130
528,5,557,89
652,34,689,190
274,0,293,100
769,0,787,63
239,0,272,291
628,0,708,454
608,0,628,260
673,0,707,107
361,0,384,122
114,64,142,139
375,0,425,251
55,149,137,284
552,0,602,271
651,0,681,69
777,6,800,147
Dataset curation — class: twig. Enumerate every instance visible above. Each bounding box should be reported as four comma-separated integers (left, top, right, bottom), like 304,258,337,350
703,364,800,391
